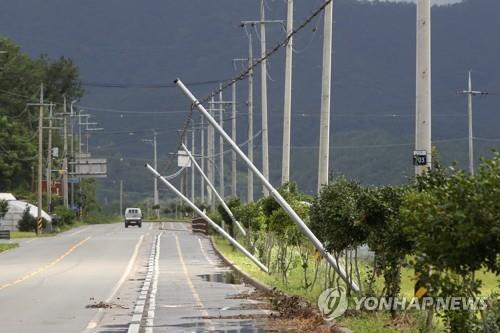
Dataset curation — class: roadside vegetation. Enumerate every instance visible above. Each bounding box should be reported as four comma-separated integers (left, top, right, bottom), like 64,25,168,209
0,243,18,253
212,152,500,333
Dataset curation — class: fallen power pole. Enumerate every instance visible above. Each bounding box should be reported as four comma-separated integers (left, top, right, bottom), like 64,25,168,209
145,163,268,273
175,78,359,292
181,143,247,236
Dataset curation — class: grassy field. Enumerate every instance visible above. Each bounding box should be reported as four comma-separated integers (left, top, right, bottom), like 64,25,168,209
0,243,18,253
214,236,498,333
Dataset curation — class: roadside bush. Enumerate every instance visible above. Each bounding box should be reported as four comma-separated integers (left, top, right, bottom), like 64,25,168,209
17,206,46,231
53,206,76,226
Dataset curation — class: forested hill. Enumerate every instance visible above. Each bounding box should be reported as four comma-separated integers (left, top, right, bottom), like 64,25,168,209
1,0,499,200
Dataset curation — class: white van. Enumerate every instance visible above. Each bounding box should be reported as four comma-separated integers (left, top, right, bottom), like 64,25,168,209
124,208,142,228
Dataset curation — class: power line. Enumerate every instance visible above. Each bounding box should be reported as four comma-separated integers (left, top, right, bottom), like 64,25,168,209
81,78,230,89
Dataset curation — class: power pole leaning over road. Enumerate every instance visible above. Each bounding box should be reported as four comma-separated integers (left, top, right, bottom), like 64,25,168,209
282,0,294,185
231,81,237,197
415,0,432,176
459,71,487,176
153,131,159,218
37,83,44,235
317,0,333,194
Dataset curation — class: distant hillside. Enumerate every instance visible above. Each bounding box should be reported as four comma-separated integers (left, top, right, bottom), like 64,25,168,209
0,0,499,201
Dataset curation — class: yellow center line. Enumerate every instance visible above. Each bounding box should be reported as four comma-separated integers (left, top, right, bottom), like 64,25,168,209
0,236,91,291
174,235,214,329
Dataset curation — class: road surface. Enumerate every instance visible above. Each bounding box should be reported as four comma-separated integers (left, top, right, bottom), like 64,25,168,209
0,222,268,332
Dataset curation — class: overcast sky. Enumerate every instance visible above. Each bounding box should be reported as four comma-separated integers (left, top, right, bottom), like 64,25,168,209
370,0,463,5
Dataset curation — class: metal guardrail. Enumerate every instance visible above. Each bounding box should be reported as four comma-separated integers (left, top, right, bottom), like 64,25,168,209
0,230,11,240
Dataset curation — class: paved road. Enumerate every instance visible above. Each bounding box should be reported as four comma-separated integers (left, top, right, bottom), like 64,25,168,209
0,222,268,332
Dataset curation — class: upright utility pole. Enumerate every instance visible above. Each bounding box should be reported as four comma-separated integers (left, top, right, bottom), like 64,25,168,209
459,71,486,176
207,97,215,208
153,131,159,218
70,101,76,208
282,0,294,185
191,124,195,203
119,180,123,217
63,97,69,208
317,0,333,193
231,82,237,197
200,115,205,204
415,0,432,176
260,0,270,196
46,104,53,213
37,83,44,235
247,33,254,202
219,84,225,199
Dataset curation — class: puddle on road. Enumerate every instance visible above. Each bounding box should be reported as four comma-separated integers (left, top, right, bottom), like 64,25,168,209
197,271,242,284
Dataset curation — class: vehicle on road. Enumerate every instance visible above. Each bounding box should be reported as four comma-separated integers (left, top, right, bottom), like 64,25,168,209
124,208,142,228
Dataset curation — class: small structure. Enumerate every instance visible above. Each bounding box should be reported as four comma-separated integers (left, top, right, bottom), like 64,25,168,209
0,193,52,231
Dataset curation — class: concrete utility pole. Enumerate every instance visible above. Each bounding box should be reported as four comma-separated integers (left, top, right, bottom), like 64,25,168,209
37,83,44,235
260,0,269,196
191,124,195,203
219,84,225,199
207,98,215,208
282,0,294,185
459,71,486,176
200,115,205,204
46,104,53,213
119,180,123,217
70,101,76,208
63,98,69,208
175,78,359,292
231,82,237,197
317,0,333,194
415,0,432,176
153,132,159,217
242,11,284,197
247,33,254,202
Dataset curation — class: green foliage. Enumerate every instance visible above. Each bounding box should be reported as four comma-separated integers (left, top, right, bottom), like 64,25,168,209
0,199,8,219
53,206,76,227
217,197,241,237
310,177,367,253
0,36,83,192
17,205,45,231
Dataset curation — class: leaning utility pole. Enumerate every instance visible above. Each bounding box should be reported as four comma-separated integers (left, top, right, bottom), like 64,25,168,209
231,82,237,197
260,0,270,196
247,33,254,202
317,0,333,194
459,71,487,176
218,84,225,199
282,0,294,185
37,83,44,235
46,104,53,213
415,0,432,176
63,97,69,208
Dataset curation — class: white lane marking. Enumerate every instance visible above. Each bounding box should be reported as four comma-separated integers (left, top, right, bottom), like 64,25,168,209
69,226,91,237
197,237,217,267
174,234,214,329
84,234,144,331
127,232,161,333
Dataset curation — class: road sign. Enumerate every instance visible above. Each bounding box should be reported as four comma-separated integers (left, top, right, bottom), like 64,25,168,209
71,158,107,178
413,150,427,166
68,178,80,184
177,151,191,168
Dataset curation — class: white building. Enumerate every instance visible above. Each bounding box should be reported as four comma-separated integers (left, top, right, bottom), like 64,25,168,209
0,193,52,231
